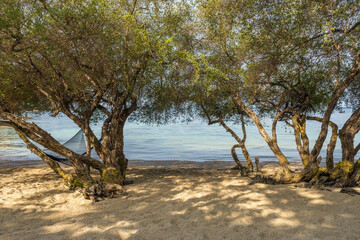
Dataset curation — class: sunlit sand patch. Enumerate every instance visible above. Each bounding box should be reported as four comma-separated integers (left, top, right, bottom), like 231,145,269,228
163,189,212,202
204,210,224,221
338,213,354,218
291,189,334,205
308,199,333,205
229,215,254,226
219,179,249,187
129,202,149,211
43,223,91,234
104,227,138,240
294,189,325,199
260,209,296,218
218,190,248,200
318,215,336,228
171,209,187,215
269,218,301,227
196,203,217,213
264,189,278,194
250,183,269,189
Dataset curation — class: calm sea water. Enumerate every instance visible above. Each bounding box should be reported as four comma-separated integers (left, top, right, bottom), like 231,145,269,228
0,109,359,162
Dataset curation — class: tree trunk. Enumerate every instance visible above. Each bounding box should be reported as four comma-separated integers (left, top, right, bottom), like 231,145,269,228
292,115,310,166
85,134,92,174
15,124,93,185
231,144,246,176
300,120,310,159
0,112,105,172
306,116,338,170
100,117,128,185
65,153,93,183
233,94,292,176
15,128,73,183
219,119,254,171
13,126,100,190
339,107,360,164
326,127,337,171
255,156,261,172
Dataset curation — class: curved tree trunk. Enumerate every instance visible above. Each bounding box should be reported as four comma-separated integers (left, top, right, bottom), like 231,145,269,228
219,119,254,172
300,121,310,160
239,114,254,171
201,105,253,174
306,116,338,170
233,94,292,176
292,115,310,167
15,128,73,182
339,107,360,164
326,128,337,171
0,113,105,179
16,125,93,184
231,144,246,176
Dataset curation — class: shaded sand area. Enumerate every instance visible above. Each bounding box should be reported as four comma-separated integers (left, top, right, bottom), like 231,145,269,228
1,160,360,240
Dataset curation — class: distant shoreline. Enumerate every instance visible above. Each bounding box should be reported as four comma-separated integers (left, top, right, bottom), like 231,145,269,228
0,159,309,170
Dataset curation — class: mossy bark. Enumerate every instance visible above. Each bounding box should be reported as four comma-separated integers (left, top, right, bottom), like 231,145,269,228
101,167,126,185
345,159,360,187
290,160,359,188
100,117,128,185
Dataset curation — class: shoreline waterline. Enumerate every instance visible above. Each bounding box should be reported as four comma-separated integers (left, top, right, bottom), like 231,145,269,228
0,159,321,170
0,109,359,162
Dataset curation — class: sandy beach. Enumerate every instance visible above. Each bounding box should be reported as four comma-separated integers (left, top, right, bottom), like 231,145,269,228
1,160,360,240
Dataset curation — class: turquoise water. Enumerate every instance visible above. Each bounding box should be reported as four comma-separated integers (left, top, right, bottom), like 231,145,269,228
0,109,359,162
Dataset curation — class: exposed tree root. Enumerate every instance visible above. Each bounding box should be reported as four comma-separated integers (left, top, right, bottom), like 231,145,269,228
249,174,277,185
248,161,360,194
63,173,133,201
231,164,253,177
82,183,127,202
344,161,360,187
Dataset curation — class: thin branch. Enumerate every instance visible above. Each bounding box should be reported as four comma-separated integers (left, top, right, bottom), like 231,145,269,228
200,105,220,125
355,143,360,155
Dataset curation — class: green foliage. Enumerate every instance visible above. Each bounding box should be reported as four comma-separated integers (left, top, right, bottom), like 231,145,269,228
0,0,190,122
187,0,360,123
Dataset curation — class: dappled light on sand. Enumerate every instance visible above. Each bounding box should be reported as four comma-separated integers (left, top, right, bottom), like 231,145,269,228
1,161,360,240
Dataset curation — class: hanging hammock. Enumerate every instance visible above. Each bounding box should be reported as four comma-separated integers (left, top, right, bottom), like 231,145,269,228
44,130,88,166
